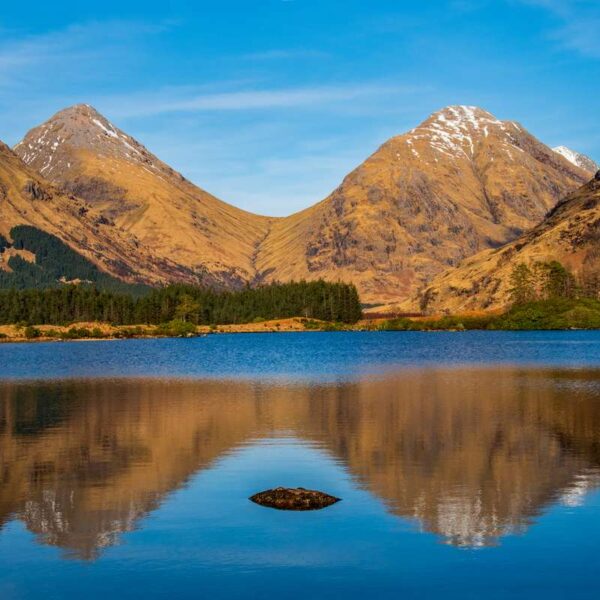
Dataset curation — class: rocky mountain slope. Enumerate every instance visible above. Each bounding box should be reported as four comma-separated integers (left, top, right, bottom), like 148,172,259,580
15,104,273,288
416,171,600,313
553,146,598,175
256,106,590,302
0,141,201,288
13,104,591,303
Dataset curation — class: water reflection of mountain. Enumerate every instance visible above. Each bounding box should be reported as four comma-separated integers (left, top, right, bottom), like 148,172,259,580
1,369,599,558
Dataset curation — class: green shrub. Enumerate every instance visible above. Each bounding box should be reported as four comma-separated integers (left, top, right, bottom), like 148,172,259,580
60,327,92,340
497,298,600,330
24,326,41,339
156,320,198,337
564,307,600,329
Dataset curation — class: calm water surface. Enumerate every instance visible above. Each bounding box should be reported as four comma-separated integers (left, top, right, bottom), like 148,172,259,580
0,332,599,599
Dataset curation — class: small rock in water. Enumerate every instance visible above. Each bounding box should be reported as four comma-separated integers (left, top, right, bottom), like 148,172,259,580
249,487,341,511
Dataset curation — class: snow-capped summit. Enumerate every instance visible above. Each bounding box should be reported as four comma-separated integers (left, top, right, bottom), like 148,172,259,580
14,104,159,180
553,146,598,175
407,105,517,159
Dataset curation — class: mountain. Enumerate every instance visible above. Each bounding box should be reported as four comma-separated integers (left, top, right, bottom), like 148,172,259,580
0,225,148,293
0,140,200,289
553,146,598,175
14,104,274,289
14,104,591,303
416,171,600,313
255,106,590,303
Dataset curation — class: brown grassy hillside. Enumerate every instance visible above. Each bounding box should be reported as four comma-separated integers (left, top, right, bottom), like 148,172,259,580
256,106,590,302
415,172,600,313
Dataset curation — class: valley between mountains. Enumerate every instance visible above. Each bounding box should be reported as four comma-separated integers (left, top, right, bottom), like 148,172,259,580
1,103,598,310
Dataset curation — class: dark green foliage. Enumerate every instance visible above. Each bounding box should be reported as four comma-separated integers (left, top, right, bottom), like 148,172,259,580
509,263,536,305
134,281,362,326
59,327,93,340
537,261,576,300
0,233,8,253
0,225,148,295
0,280,362,326
24,326,41,339
155,320,198,337
377,298,600,331
0,286,137,326
378,314,497,331
509,260,577,305
496,298,600,330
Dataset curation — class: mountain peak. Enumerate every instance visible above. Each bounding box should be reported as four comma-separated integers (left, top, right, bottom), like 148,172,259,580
55,103,102,116
553,146,598,175
15,104,157,178
434,104,498,122
402,105,515,161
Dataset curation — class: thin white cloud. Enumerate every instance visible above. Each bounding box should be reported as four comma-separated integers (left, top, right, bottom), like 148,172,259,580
516,0,600,58
0,20,172,86
99,83,426,118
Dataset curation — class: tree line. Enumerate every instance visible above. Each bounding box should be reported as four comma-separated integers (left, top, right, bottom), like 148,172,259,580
0,225,148,295
0,280,363,326
509,260,598,304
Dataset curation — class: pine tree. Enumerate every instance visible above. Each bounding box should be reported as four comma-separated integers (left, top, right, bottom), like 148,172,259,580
509,263,536,305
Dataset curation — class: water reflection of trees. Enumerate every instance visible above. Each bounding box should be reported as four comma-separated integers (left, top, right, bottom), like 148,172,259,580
1,369,599,558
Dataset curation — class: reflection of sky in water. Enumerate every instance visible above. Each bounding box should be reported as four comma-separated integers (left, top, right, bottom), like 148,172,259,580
0,351,600,598
2,433,599,599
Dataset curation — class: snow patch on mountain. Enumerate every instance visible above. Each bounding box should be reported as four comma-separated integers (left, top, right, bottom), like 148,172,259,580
553,146,598,174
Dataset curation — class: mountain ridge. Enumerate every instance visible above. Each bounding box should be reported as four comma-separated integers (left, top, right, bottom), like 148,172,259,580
414,171,600,313
0,140,209,288
10,104,593,303
15,104,275,289
553,146,598,175
254,105,591,301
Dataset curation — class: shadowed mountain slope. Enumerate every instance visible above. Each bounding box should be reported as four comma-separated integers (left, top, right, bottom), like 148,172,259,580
417,172,600,313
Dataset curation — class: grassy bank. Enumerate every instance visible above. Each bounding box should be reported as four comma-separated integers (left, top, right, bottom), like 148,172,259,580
1,298,599,342
0,318,335,342
375,298,600,331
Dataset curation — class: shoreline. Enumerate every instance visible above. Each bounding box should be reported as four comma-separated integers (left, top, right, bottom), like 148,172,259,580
0,318,335,343
1,317,598,344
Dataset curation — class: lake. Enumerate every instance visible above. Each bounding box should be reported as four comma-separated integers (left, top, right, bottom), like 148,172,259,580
1,331,599,599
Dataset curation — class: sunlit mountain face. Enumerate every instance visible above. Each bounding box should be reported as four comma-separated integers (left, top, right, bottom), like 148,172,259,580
1,369,600,559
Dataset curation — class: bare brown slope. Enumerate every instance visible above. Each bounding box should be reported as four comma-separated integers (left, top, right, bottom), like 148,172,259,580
0,141,205,285
416,172,600,313
15,104,274,287
257,106,590,303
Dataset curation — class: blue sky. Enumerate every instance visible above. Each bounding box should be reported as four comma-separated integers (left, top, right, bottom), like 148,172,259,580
0,0,598,216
